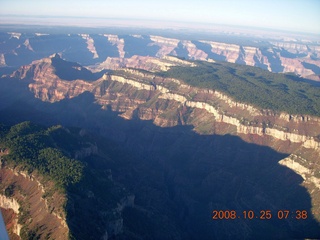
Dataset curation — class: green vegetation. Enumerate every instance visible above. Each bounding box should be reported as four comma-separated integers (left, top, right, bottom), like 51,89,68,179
0,121,84,189
37,148,83,186
0,121,130,239
159,61,320,116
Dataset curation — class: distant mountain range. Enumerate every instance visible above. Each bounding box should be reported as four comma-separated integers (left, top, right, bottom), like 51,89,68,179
0,32,319,80
0,29,320,239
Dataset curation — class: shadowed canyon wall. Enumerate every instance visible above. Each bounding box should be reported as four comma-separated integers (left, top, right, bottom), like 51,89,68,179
0,45,320,238
1,32,319,80
0,73,320,239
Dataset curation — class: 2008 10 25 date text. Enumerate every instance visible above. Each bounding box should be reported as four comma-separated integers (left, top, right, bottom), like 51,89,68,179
212,210,308,220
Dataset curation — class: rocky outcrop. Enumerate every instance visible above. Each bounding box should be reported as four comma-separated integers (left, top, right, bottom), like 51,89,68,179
2,46,320,238
96,55,196,72
0,54,7,67
0,196,20,214
0,195,21,236
203,41,240,63
103,34,125,58
107,75,156,91
198,40,320,77
7,55,320,230
181,40,208,60
149,35,180,57
279,153,320,221
1,32,319,78
8,32,21,39
99,71,320,150
0,166,69,239
102,195,135,239
80,34,99,59
11,55,320,151
279,155,320,189
23,39,33,52
270,41,320,53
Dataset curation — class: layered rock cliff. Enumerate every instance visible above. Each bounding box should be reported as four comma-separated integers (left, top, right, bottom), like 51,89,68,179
1,32,319,79
17,55,320,148
2,54,320,238
80,34,99,59
0,166,69,239
0,122,137,240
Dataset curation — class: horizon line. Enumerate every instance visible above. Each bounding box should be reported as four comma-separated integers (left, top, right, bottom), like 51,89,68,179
1,14,320,37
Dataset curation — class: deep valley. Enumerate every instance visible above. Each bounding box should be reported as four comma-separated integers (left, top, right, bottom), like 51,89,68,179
0,29,320,239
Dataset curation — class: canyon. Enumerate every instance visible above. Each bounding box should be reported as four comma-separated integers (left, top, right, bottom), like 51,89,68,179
0,32,319,80
0,30,320,239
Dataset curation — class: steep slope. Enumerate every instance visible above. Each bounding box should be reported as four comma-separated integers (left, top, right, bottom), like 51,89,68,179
7,55,320,157
0,167,69,239
11,55,320,136
1,32,319,79
1,55,320,239
0,123,73,239
0,122,137,240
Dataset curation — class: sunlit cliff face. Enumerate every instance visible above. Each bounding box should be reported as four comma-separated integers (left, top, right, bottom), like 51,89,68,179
14,54,320,216
16,55,320,144
0,32,320,239
1,33,319,79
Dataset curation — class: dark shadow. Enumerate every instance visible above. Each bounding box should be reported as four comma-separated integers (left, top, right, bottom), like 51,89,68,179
120,35,160,58
0,66,18,77
0,77,319,240
0,32,24,51
285,73,320,87
172,42,190,59
279,48,308,59
260,48,284,73
59,34,96,66
2,33,97,67
302,62,320,75
51,54,100,81
253,54,269,70
4,45,38,67
235,46,246,65
90,34,119,61
192,40,226,61
310,53,320,61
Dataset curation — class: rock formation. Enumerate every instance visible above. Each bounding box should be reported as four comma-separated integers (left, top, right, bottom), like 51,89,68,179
1,32,319,79
1,40,320,238
0,167,69,239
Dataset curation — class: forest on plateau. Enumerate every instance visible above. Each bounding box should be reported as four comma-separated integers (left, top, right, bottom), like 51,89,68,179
0,32,320,239
0,121,130,239
159,61,320,116
0,122,83,189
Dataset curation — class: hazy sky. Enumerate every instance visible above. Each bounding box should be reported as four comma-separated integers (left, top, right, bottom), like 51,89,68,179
1,0,320,34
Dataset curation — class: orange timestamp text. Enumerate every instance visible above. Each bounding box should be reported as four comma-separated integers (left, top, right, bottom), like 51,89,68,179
212,210,308,220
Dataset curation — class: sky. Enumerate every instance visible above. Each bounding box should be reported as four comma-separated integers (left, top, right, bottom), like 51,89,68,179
0,0,320,34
